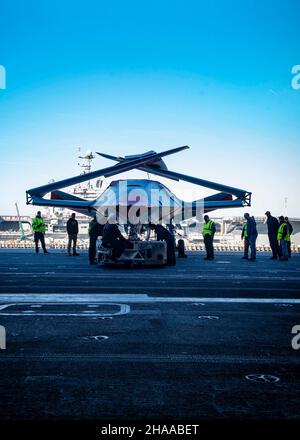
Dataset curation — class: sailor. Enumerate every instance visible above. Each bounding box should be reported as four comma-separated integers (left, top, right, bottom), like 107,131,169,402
88,214,104,265
202,215,216,260
66,213,79,256
150,223,176,265
102,215,132,260
241,221,249,259
277,216,290,261
265,211,281,259
243,213,258,261
32,211,48,254
177,239,187,258
285,217,293,258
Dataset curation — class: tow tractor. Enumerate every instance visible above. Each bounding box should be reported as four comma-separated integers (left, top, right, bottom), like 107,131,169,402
97,225,167,268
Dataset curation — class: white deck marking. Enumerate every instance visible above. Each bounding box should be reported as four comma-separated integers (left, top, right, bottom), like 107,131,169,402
0,294,300,304
0,304,11,311
0,313,124,317
0,302,130,317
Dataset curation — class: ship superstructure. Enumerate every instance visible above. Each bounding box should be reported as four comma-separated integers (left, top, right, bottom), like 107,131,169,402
43,148,105,242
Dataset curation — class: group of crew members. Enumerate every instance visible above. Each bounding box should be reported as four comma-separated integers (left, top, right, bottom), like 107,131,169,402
31,210,293,264
264,211,292,261
241,211,292,261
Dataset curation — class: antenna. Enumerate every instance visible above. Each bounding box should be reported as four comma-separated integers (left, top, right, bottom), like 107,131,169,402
77,148,91,189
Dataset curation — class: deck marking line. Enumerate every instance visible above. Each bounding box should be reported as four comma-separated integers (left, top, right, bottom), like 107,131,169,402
0,294,300,304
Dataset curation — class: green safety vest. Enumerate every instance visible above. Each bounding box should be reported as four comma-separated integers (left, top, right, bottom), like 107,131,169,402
243,223,248,238
202,220,214,237
32,217,46,233
277,223,290,241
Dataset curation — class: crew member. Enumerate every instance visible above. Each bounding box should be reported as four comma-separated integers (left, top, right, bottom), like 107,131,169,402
265,211,281,259
32,211,48,254
244,213,258,261
88,214,104,265
285,217,293,258
277,216,290,261
241,221,249,259
66,213,79,256
151,223,176,266
177,239,187,258
102,215,131,260
202,215,216,260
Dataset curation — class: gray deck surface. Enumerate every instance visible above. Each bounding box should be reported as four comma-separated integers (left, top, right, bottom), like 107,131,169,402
0,249,299,420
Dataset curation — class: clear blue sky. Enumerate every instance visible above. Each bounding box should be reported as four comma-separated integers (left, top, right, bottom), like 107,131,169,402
0,0,299,217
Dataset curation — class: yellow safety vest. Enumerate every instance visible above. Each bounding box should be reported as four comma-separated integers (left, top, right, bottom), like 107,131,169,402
32,217,46,233
202,220,214,237
277,223,290,241
243,223,248,238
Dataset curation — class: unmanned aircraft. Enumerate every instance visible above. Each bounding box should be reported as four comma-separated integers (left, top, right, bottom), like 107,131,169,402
26,146,251,224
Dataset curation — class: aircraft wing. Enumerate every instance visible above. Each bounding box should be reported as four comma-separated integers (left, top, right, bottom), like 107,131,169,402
26,146,189,205
96,151,251,207
49,190,96,216
96,152,180,181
